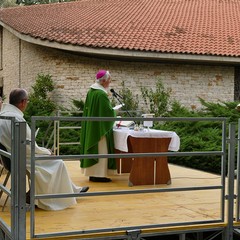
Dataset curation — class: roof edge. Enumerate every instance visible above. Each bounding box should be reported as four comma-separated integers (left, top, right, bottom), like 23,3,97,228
2,23,240,65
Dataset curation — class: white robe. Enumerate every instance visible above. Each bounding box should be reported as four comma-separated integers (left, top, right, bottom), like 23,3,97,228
0,103,81,210
81,135,116,177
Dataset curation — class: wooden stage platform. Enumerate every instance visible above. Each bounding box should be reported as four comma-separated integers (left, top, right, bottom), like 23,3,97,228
0,161,228,239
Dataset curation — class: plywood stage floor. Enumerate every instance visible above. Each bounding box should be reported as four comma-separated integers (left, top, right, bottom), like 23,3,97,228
0,162,228,239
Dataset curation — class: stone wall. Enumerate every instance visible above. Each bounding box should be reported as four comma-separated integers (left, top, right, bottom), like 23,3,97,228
2,29,20,95
0,29,235,111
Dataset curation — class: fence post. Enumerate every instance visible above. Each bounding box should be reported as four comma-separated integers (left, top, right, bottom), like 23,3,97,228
12,121,27,240
225,123,236,240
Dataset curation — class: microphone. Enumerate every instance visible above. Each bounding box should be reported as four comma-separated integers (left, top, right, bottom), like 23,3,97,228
110,89,133,118
110,89,123,99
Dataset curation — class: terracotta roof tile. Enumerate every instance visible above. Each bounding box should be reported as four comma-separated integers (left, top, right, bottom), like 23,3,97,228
1,0,240,57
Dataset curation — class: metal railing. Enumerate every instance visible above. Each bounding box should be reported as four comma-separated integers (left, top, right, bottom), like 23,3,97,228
43,110,144,155
0,116,27,240
2,115,240,239
30,116,228,239
53,110,82,155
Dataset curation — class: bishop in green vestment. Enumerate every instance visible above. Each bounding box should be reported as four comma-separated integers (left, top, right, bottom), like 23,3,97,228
80,70,117,182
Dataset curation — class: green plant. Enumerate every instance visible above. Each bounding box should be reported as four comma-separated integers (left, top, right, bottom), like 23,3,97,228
72,99,85,111
156,99,240,174
24,73,57,146
0,0,17,8
51,98,86,155
24,76,240,175
1,94,6,101
112,81,139,117
15,0,74,5
141,78,171,117
199,97,240,123
70,99,85,117
25,73,57,121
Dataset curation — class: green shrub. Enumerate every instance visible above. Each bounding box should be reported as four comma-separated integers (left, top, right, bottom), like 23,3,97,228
157,99,240,174
25,73,57,121
198,97,240,123
24,73,57,147
111,81,140,117
141,78,171,117
26,74,240,174
25,74,84,154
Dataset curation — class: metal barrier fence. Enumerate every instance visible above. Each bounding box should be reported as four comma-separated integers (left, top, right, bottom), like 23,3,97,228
0,116,27,240
1,116,240,239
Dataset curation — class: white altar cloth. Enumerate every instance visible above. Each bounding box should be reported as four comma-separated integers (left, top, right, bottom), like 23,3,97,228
113,127,180,152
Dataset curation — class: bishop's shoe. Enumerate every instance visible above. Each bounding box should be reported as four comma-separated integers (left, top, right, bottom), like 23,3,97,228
89,176,112,182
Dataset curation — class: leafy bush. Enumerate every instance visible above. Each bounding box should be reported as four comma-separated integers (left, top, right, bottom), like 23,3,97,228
24,73,57,121
158,102,223,174
24,74,57,147
158,99,240,174
69,80,240,174
26,74,240,174
25,74,85,154
198,98,240,123
71,99,85,114
111,81,140,117
141,78,171,117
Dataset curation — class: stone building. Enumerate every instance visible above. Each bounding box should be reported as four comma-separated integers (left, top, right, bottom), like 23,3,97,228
0,0,240,110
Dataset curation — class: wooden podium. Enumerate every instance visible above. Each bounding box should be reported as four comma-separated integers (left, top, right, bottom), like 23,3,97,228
116,136,171,186
114,127,180,186
129,136,171,186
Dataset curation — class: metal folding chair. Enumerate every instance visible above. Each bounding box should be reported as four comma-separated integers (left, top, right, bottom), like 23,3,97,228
0,157,5,177
0,143,31,211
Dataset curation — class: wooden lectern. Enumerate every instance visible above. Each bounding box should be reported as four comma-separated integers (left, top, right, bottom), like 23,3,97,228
114,128,180,187
129,136,171,186
116,137,171,186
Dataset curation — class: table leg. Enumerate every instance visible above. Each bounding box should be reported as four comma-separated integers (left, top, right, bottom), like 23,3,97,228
128,137,171,186
115,149,132,174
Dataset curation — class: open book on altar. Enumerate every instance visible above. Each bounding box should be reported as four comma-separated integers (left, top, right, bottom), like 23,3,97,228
115,118,135,127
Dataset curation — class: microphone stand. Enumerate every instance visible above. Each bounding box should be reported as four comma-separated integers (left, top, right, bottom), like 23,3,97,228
114,91,123,100
112,93,132,118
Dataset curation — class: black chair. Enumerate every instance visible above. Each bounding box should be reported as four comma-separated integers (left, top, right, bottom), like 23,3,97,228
0,143,31,211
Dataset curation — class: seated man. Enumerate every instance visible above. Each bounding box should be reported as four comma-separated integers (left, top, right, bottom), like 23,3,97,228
0,88,89,210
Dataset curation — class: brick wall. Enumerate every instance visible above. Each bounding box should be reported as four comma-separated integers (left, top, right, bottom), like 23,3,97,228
2,29,20,95
0,29,235,111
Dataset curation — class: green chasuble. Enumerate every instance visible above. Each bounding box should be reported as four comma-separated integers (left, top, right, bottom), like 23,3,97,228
80,88,116,169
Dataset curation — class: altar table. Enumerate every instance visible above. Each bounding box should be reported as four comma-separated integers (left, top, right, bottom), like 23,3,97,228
113,127,180,186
